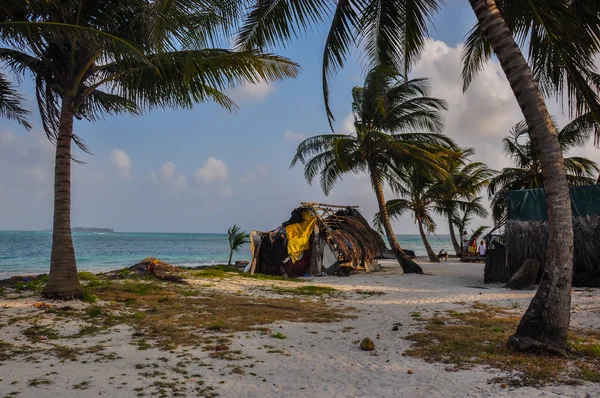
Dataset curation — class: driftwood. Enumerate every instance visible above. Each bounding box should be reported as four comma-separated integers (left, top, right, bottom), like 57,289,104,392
106,257,186,283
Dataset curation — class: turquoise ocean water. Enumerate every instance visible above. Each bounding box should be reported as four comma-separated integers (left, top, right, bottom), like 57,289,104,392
0,231,453,277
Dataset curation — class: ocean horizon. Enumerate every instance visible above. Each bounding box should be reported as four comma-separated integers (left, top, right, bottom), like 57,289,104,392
0,230,454,277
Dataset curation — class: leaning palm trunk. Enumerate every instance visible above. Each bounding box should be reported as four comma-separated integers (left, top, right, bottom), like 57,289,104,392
448,213,462,256
469,0,573,354
42,97,82,299
418,219,439,262
370,167,424,274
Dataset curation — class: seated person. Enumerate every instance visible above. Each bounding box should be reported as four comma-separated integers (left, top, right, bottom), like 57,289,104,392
478,240,486,256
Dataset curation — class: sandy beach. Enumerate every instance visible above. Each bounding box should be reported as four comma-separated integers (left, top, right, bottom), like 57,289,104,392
1,259,599,398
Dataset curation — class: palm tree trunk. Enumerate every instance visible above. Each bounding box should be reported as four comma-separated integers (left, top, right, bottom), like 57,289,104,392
41,96,82,299
469,0,573,354
228,250,233,266
369,165,423,274
448,213,462,256
418,219,439,263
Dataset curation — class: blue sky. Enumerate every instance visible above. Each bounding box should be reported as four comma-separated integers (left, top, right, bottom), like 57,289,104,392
0,2,597,234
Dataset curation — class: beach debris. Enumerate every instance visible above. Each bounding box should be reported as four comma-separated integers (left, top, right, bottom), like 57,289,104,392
39,336,48,341
33,302,53,310
376,333,380,339
407,370,413,374
105,257,186,283
392,325,399,331
501,384,507,389
234,260,249,271
359,338,375,353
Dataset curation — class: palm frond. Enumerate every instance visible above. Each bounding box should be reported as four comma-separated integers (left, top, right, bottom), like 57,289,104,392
0,73,31,128
460,22,492,92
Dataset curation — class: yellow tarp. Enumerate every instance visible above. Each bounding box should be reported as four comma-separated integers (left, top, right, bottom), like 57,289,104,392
285,212,316,264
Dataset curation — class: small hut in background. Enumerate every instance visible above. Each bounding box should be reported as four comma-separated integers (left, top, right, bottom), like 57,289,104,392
249,203,386,277
485,185,600,287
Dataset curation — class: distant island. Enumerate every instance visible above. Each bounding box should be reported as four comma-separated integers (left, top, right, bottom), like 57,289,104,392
72,227,114,233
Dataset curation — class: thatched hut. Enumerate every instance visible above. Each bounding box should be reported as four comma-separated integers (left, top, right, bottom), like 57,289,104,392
249,202,386,277
485,185,600,287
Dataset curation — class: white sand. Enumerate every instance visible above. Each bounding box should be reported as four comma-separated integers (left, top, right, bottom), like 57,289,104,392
1,259,599,397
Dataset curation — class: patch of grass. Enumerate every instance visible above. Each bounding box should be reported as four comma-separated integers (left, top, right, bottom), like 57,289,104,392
78,272,98,282
28,378,53,387
271,285,338,296
15,275,48,292
246,273,303,283
510,302,521,309
51,345,78,361
86,306,102,318
410,312,421,318
405,304,600,386
270,332,287,340
355,290,385,296
187,265,241,279
123,282,163,296
208,349,245,361
231,366,245,375
72,381,91,389
136,339,151,350
81,289,97,304
81,278,354,351
77,325,100,337
0,287,5,297
186,265,303,283
23,325,59,342
118,269,131,279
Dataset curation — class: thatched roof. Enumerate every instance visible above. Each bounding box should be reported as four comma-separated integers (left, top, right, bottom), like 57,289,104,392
300,202,386,265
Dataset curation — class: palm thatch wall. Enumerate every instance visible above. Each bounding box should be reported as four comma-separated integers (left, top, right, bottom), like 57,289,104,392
506,215,600,284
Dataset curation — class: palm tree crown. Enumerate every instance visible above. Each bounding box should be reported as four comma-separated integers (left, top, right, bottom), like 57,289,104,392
488,116,599,223
291,66,455,273
291,66,453,195
431,148,493,255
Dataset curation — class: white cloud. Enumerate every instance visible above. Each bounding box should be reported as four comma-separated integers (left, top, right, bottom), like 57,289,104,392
159,161,176,180
195,157,229,184
151,161,186,190
229,79,277,103
172,175,187,191
411,39,524,171
109,149,133,180
284,130,307,142
341,113,355,134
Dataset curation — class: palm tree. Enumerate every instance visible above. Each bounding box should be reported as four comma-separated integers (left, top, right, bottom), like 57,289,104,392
227,224,250,266
0,73,30,128
377,167,441,263
236,0,600,353
431,148,493,256
489,117,599,223
452,196,489,246
291,66,455,273
0,0,299,299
